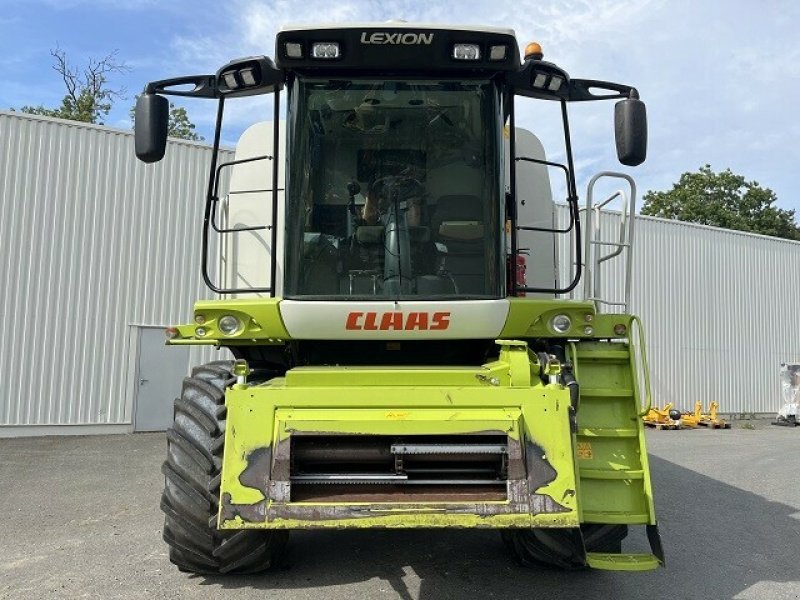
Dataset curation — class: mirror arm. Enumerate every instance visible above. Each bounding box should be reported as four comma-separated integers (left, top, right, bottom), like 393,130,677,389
143,75,218,98
568,78,638,102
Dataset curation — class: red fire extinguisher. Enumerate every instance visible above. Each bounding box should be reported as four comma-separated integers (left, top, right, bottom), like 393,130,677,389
507,254,527,296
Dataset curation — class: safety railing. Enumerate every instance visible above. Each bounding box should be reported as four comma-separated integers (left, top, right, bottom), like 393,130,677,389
580,172,637,313
203,154,282,295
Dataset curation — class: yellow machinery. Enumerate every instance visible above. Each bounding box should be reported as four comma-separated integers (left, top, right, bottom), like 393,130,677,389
697,401,730,429
643,401,729,430
643,403,682,430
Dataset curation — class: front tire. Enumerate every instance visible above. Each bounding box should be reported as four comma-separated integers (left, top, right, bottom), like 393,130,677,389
161,361,288,574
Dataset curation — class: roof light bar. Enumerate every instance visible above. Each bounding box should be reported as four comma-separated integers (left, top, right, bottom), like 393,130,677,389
453,43,480,61
311,42,340,59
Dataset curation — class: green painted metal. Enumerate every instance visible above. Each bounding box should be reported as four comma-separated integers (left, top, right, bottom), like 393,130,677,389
167,298,288,344
284,365,510,387
568,341,657,528
500,298,632,339
165,297,638,345
217,335,658,546
218,341,580,531
586,552,661,571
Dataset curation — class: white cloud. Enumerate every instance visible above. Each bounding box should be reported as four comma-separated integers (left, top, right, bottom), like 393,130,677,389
159,0,800,211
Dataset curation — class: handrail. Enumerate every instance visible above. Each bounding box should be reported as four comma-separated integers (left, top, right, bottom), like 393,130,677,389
567,341,580,380
630,315,652,416
201,90,281,295
584,172,637,312
509,98,583,296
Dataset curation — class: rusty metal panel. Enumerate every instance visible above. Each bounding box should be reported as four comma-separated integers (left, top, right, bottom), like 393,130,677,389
0,111,233,431
557,202,800,414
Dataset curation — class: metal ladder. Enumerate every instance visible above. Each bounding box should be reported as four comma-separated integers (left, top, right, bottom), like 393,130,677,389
574,172,637,313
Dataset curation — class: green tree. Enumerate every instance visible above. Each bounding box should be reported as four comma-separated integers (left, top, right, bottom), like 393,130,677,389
20,47,129,125
129,97,204,141
641,165,799,240
165,103,204,141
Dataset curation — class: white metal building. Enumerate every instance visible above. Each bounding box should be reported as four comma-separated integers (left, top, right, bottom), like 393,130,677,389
555,204,800,417
0,111,232,436
0,111,797,437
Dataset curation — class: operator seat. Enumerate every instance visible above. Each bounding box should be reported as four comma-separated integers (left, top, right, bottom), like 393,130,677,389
430,195,485,294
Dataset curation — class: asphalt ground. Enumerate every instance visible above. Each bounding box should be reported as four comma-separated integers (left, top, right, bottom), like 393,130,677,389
1,426,798,600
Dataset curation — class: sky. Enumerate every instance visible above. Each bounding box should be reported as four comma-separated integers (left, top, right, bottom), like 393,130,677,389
1,0,798,214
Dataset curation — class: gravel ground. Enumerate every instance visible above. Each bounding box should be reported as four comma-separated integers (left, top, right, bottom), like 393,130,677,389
1,426,798,600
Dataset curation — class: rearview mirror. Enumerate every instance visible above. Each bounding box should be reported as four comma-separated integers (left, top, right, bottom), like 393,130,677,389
135,94,169,163
614,97,647,166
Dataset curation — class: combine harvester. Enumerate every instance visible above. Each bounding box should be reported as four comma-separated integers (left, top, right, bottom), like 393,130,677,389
134,23,663,574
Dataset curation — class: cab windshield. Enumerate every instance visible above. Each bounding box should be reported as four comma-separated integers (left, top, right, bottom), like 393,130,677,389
284,77,503,299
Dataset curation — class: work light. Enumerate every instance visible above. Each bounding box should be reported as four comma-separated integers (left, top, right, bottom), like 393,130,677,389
453,44,480,60
311,42,340,59
548,75,564,91
222,71,238,90
285,42,303,58
489,45,507,61
239,68,257,86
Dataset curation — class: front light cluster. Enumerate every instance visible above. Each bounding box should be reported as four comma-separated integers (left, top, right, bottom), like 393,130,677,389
191,313,243,337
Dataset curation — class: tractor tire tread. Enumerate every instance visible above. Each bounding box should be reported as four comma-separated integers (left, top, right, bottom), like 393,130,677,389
503,524,628,570
160,360,286,575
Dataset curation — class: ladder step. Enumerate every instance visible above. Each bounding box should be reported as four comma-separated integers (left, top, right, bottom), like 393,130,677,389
582,511,650,524
575,350,630,362
586,552,662,571
577,427,638,438
578,468,644,480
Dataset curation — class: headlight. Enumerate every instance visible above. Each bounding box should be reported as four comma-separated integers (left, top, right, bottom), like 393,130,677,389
218,315,242,336
550,314,572,334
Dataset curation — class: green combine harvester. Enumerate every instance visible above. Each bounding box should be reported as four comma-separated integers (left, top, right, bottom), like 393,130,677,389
135,23,663,574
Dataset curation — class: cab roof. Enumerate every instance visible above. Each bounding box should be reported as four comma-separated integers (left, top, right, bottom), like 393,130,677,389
275,23,521,72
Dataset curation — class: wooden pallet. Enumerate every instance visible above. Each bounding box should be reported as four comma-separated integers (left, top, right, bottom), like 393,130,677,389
650,422,682,430
699,420,731,429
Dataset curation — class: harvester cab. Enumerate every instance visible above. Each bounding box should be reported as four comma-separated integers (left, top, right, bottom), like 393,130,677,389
136,23,663,575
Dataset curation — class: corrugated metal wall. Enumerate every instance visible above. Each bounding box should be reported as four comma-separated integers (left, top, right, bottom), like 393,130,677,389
0,112,233,432
556,203,800,415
